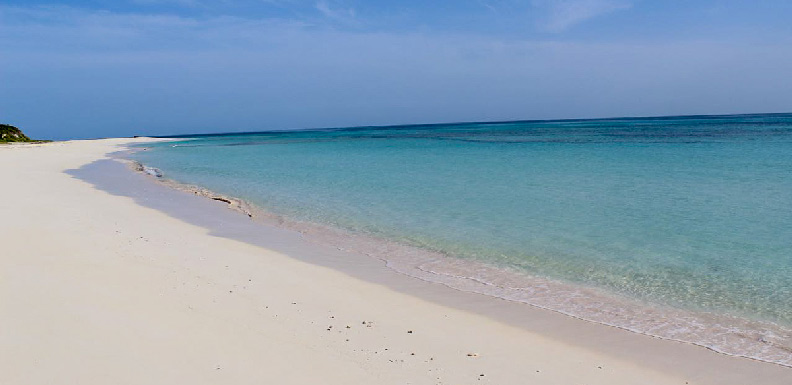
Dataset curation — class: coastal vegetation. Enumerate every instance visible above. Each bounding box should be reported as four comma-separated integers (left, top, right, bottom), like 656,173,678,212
0,124,48,143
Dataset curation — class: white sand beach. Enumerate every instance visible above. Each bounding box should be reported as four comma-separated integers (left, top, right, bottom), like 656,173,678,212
1,139,789,385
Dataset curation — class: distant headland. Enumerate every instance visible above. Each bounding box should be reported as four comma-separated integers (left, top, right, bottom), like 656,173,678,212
0,124,48,143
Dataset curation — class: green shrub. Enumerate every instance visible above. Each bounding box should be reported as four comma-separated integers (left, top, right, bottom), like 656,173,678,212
1,124,38,143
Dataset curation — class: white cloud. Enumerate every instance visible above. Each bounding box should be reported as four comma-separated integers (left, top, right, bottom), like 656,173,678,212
533,0,633,32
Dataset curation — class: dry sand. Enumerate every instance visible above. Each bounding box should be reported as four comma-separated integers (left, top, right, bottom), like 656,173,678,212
1,139,789,384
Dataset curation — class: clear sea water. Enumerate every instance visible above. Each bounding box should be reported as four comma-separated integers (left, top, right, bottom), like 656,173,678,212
131,114,792,365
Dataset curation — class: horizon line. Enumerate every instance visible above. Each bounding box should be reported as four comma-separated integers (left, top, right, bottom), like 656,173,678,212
154,111,792,139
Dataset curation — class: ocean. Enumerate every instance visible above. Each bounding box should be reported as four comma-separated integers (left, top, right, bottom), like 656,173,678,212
130,113,792,366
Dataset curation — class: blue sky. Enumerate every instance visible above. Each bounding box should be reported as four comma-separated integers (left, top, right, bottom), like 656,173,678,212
2,1,791,139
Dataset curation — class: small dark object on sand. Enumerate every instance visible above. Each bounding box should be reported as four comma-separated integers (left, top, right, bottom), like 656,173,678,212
211,197,232,204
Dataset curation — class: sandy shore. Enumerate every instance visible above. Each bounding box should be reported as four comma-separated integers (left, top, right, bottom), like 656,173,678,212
1,139,789,385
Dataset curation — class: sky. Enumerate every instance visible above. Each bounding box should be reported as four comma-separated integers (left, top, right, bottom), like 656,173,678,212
2,1,792,139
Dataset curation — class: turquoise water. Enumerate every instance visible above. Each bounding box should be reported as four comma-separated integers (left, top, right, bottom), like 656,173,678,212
131,114,792,364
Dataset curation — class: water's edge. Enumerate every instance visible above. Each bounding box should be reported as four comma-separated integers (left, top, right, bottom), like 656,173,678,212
121,153,792,368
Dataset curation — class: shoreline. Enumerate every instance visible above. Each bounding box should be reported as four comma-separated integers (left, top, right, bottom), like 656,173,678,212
112,139,792,378
2,138,789,384
124,142,792,369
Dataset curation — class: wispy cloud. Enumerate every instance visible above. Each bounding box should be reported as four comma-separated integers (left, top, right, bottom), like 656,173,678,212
315,1,356,25
533,0,633,33
477,0,499,14
130,0,201,7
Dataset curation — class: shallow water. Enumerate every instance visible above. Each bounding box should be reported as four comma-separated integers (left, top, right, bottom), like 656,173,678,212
131,114,792,365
